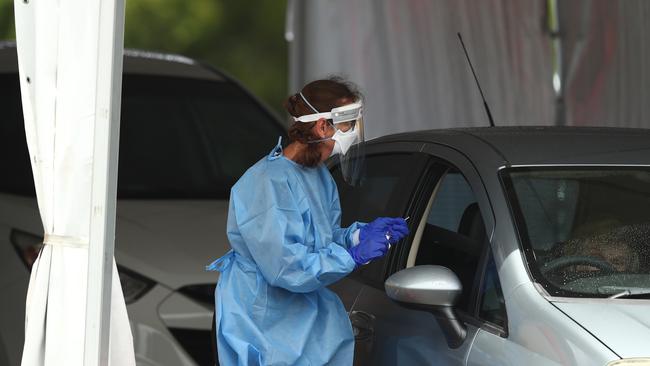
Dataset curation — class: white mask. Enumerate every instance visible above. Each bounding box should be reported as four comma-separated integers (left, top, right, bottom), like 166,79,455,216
330,140,342,157
329,128,359,157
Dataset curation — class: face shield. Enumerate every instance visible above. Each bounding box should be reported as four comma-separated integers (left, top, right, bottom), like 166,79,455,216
294,92,366,186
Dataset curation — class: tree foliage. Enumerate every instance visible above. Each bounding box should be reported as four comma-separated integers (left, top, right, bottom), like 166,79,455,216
0,0,288,115
0,1,15,40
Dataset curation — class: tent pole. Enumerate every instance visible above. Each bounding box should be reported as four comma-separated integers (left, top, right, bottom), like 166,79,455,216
84,0,125,364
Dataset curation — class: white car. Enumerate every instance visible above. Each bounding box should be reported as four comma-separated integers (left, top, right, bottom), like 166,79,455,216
328,127,650,365
0,41,286,366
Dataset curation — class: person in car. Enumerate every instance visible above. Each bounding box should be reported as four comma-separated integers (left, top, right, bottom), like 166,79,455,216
207,78,409,365
563,219,641,273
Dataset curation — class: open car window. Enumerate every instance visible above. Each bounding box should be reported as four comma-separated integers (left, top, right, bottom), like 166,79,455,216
331,152,429,287
411,169,487,312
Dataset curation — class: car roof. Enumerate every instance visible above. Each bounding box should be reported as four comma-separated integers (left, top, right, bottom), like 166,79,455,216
0,41,223,81
373,126,650,166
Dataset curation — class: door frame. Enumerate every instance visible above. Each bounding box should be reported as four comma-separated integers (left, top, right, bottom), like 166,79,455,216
379,141,508,337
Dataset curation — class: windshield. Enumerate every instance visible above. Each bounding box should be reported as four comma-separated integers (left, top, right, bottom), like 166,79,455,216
0,73,285,199
502,167,650,298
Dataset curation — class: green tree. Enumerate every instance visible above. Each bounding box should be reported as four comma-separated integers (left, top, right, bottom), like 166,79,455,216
0,1,15,40
0,0,288,116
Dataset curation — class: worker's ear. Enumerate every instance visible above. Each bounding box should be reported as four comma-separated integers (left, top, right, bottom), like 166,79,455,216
314,118,331,139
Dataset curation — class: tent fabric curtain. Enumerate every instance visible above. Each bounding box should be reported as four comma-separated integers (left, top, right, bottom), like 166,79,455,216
559,0,650,127
13,0,134,365
289,0,556,139
290,0,650,136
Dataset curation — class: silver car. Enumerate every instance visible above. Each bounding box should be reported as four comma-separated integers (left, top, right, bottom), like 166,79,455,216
0,42,285,366
328,127,650,366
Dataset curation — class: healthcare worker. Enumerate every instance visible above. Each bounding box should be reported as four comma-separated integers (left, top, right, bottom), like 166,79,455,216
207,78,409,366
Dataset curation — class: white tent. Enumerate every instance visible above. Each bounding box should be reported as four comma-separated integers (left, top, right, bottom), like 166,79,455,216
286,0,555,139
13,0,135,364
288,0,650,136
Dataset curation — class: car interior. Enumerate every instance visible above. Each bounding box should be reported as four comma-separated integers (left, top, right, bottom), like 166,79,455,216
406,168,487,311
333,154,507,328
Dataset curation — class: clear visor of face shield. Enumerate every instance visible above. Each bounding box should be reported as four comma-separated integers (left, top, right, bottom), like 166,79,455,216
327,103,365,155
293,95,366,186
334,113,365,186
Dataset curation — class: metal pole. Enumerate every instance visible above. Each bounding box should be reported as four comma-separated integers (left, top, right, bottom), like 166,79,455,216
286,0,306,99
547,0,565,126
84,0,125,364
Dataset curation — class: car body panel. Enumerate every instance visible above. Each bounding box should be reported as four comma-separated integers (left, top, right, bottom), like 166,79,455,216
122,50,223,81
0,42,221,81
0,274,30,366
461,127,650,166
553,300,650,358
375,127,650,166
0,194,42,239
158,291,212,331
127,285,197,366
468,278,617,366
327,278,364,311
349,284,479,366
114,200,230,289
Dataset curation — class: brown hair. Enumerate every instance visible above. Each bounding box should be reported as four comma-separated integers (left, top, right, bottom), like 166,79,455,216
284,77,361,167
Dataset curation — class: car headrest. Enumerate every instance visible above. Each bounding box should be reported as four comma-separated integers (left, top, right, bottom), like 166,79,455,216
457,202,486,243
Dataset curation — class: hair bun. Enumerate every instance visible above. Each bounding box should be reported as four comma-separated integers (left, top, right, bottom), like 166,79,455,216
286,93,301,115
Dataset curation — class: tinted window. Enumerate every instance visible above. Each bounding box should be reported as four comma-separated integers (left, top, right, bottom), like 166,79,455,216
415,170,486,312
0,73,284,199
119,75,283,199
479,252,507,328
332,153,427,286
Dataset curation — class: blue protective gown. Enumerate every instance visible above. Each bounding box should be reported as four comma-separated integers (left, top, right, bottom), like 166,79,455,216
207,140,362,366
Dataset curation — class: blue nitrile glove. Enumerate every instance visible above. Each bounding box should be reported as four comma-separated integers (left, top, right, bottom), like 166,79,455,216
361,217,410,245
347,230,389,266
360,217,395,240
385,218,409,244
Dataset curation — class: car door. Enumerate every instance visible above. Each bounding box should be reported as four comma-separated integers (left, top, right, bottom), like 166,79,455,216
466,250,511,366
328,142,434,362
333,142,498,365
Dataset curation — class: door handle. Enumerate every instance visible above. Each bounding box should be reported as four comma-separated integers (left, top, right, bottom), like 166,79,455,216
349,310,375,341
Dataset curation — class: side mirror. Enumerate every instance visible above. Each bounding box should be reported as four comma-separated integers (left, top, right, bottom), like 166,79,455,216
385,265,467,348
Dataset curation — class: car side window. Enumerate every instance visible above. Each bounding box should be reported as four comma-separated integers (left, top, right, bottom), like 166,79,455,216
332,152,428,287
479,251,507,329
414,169,487,312
0,73,285,199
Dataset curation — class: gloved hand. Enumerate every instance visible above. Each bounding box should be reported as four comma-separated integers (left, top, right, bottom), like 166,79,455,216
361,217,410,245
385,218,409,244
347,229,389,266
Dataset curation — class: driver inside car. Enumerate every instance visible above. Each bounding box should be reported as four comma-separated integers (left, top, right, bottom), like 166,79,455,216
561,220,641,273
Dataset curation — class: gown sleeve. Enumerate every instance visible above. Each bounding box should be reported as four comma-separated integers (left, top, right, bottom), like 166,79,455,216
230,176,356,293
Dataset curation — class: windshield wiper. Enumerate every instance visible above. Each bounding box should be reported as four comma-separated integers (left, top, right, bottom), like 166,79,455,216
608,289,650,299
